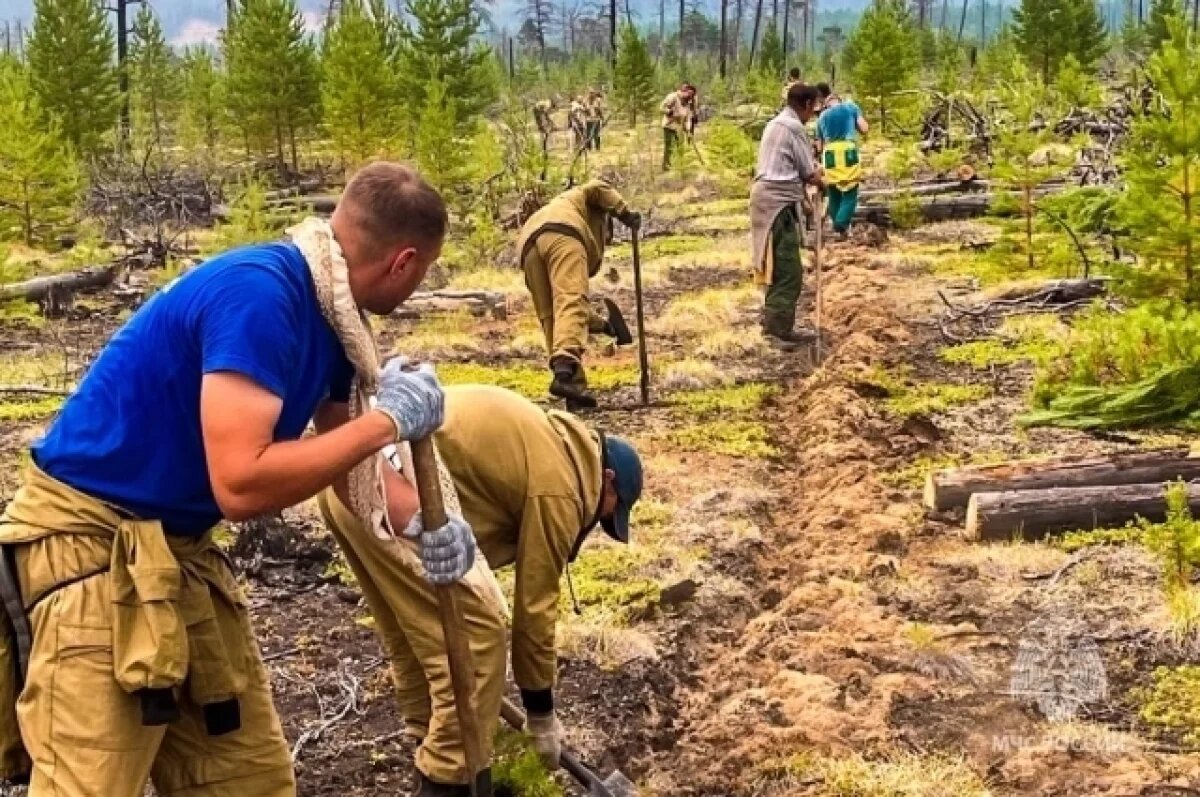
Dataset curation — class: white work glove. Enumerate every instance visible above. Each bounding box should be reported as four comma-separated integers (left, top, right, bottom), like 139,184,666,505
525,710,565,769
402,511,476,585
375,357,444,442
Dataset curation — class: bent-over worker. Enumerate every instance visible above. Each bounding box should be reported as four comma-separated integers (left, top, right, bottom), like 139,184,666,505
318,385,644,797
660,83,697,170
815,89,868,241
750,83,826,350
0,162,476,797
517,179,641,409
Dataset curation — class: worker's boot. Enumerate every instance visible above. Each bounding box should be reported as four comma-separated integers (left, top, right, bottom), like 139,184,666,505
549,356,598,409
763,314,816,351
417,769,495,796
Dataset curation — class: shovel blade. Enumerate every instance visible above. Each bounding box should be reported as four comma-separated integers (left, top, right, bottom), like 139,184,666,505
602,298,634,346
596,770,638,797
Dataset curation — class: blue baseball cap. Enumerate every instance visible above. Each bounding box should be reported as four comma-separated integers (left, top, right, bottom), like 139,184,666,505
600,435,643,543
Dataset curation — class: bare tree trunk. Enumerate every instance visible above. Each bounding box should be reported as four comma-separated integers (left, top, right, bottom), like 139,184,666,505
719,0,728,76
610,0,617,64
980,0,986,44
781,0,790,63
660,0,666,57
940,0,950,29
734,0,743,63
680,0,686,70
957,0,969,40
116,0,130,150
749,0,764,67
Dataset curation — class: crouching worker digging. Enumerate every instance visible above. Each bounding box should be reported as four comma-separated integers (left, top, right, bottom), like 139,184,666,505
318,385,644,796
517,179,642,409
0,162,474,797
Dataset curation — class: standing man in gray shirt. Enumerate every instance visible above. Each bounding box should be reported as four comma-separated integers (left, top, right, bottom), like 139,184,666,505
749,83,826,349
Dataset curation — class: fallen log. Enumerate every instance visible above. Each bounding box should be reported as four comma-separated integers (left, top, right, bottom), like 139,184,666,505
267,194,339,214
856,188,1065,228
860,180,993,201
926,447,1200,512
988,278,1109,303
0,266,117,303
392,289,507,321
966,481,1200,541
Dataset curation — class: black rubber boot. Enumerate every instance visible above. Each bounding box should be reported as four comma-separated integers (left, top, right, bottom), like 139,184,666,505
763,315,816,351
417,768,495,796
548,357,598,409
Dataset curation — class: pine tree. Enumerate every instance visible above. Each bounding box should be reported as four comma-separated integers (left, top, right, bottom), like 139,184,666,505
224,0,320,173
129,4,182,150
322,0,398,164
26,0,120,158
1146,0,1184,51
180,48,225,158
1117,18,1200,304
413,79,467,189
395,0,496,144
842,0,919,127
613,23,655,125
992,61,1073,271
758,22,784,75
1053,53,1102,108
1013,0,1108,80
0,58,82,246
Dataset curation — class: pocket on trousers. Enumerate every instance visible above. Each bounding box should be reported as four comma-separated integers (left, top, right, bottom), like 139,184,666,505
51,625,146,751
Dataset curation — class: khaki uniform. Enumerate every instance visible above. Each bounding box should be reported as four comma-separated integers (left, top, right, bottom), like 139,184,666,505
319,386,603,785
516,180,629,367
0,467,294,797
660,91,694,169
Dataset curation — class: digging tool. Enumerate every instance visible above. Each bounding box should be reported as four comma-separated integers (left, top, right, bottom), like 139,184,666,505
813,191,825,363
411,438,491,797
499,699,638,797
602,298,634,346
630,227,650,406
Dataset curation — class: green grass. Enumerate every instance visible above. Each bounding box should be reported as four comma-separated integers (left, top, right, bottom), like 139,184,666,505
0,396,63,422
438,361,639,399
866,367,990,417
607,234,712,261
939,314,1064,370
667,383,779,416
668,419,777,458
1054,525,1145,553
664,198,747,219
1136,665,1200,747
756,751,991,797
492,728,564,797
566,542,660,620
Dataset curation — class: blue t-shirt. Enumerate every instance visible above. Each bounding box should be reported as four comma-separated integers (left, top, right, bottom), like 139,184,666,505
817,101,862,142
33,242,355,536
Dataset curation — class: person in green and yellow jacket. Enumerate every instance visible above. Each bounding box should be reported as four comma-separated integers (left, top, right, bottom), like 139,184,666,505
318,385,644,797
516,179,641,409
815,84,869,241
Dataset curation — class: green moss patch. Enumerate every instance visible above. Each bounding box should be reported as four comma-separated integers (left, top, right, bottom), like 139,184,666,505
492,728,564,796
0,396,63,422
866,367,990,417
565,543,660,620
667,383,779,416
439,361,639,399
607,234,712,261
669,419,777,458
1136,665,1200,747
1055,525,1145,553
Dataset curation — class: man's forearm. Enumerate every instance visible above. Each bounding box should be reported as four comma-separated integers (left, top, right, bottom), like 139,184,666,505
219,410,396,520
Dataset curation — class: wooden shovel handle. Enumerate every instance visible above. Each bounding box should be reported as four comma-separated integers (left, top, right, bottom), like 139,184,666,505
411,437,488,794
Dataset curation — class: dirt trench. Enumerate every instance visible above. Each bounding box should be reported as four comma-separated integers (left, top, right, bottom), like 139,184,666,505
634,241,1200,796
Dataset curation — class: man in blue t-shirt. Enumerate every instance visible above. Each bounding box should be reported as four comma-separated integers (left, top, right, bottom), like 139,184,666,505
815,82,869,240
0,163,474,797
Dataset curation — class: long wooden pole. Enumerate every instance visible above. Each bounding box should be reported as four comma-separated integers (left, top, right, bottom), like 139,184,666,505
631,229,650,405
411,439,488,796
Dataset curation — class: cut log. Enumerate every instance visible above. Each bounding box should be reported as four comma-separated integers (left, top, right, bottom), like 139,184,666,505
926,447,1200,512
988,278,1109,303
859,179,992,201
0,266,117,303
266,194,339,214
391,289,508,321
966,482,1200,541
856,187,1065,228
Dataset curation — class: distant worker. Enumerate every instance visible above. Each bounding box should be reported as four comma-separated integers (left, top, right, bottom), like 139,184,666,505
517,179,641,408
780,66,802,105
815,86,868,241
750,83,826,349
318,384,644,797
585,89,606,150
569,96,589,151
660,83,697,170
532,99,556,173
